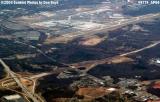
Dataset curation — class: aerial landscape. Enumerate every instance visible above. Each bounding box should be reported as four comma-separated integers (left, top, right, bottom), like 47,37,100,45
0,0,160,102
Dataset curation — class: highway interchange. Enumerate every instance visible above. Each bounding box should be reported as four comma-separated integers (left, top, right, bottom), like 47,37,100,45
0,12,160,102
0,59,45,102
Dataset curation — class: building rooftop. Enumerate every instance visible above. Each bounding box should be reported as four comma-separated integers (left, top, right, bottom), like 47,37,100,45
1,94,25,102
3,94,21,100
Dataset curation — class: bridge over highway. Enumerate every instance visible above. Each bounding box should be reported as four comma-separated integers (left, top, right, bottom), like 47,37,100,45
0,13,160,102
0,59,45,102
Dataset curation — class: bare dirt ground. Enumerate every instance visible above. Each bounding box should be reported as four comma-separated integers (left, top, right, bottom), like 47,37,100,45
78,36,103,46
76,87,115,101
70,56,134,71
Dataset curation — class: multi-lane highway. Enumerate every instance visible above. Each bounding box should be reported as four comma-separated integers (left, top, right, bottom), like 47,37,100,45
0,12,159,102
120,41,160,57
0,59,45,102
52,13,160,43
70,40,160,73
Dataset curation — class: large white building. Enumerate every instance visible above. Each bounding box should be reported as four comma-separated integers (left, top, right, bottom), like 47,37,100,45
1,94,25,102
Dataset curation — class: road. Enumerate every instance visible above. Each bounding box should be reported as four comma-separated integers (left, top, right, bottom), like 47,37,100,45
0,72,51,95
70,40,160,73
84,13,160,36
67,40,160,85
14,41,56,63
2,36,160,102
14,41,69,67
30,73,51,79
120,41,160,57
0,59,45,102
51,13,160,44
0,12,159,101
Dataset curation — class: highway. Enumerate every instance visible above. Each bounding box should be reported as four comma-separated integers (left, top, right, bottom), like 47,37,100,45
88,13,159,35
0,72,51,95
53,13,160,42
0,59,45,102
70,40,160,73
30,73,51,79
14,41,56,63
120,41,160,57
14,40,69,67
0,12,159,102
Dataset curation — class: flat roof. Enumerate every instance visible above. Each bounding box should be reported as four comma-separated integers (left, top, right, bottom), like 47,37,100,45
3,94,22,100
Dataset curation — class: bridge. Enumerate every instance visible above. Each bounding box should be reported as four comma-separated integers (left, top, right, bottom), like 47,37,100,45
0,59,45,102
0,12,160,102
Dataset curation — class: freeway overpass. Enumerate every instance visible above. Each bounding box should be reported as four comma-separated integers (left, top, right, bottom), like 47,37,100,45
0,59,45,102
0,13,159,102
